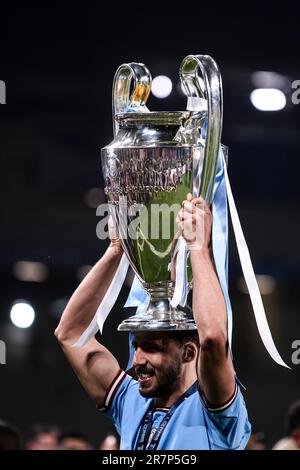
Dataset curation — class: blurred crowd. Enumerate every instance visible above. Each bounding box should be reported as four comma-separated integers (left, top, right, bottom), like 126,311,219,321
0,422,119,451
245,399,300,450
1,398,300,450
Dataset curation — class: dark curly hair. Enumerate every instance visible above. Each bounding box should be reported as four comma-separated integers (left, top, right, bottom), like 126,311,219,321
166,330,200,348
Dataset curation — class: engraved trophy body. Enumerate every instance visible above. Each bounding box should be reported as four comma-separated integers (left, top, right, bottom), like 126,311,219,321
101,56,223,331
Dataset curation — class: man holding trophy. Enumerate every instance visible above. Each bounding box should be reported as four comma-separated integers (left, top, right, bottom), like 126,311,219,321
55,55,252,449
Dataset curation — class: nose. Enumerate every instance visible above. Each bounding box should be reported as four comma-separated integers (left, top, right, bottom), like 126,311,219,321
133,347,147,367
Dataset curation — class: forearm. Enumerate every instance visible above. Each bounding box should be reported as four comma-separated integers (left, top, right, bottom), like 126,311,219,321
179,194,235,405
191,247,235,404
191,248,227,344
55,244,123,344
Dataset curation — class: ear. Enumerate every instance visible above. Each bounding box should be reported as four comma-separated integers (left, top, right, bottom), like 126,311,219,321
183,342,198,363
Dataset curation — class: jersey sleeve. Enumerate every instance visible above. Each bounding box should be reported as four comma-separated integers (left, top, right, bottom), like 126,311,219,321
199,383,251,450
97,369,134,435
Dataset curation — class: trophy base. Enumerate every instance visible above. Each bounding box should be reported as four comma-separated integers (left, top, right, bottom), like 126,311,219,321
117,298,196,332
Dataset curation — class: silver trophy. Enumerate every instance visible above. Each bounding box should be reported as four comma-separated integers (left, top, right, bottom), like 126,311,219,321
101,55,223,331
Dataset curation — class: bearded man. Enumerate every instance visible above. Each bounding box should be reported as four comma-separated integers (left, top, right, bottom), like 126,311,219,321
55,194,251,450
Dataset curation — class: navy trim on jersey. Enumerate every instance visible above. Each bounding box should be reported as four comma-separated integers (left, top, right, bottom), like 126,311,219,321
97,369,127,411
199,382,238,413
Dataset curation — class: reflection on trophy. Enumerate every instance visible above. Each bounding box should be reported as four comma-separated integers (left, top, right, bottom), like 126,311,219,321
101,56,223,331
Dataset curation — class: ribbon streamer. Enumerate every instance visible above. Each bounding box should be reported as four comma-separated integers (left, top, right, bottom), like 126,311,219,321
170,236,188,308
211,151,233,348
222,152,290,368
124,274,149,315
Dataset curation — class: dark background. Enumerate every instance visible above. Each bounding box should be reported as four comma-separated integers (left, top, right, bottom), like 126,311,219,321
0,4,300,449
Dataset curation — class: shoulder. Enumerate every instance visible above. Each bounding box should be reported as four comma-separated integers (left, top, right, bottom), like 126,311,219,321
98,369,143,412
100,369,152,443
198,383,251,449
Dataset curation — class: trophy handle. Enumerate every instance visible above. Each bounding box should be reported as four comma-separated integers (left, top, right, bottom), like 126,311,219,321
112,62,152,137
180,54,223,204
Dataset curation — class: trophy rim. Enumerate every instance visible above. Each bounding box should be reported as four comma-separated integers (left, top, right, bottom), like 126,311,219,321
118,318,197,332
117,298,196,332
116,110,192,127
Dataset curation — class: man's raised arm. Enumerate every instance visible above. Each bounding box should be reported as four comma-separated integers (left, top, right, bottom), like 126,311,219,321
178,194,236,408
55,239,123,408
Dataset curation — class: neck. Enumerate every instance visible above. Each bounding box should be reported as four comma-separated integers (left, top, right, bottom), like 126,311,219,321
154,371,197,408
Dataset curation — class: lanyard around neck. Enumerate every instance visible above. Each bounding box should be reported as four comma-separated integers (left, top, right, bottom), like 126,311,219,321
135,381,198,451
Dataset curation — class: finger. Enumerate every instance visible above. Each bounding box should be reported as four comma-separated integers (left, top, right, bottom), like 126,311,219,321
181,193,193,207
180,211,194,222
182,201,195,214
191,196,205,206
176,213,182,226
177,208,186,220
108,215,116,229
192,198,211,214
177,221,184,232
181,199,188,208
182,219,196,234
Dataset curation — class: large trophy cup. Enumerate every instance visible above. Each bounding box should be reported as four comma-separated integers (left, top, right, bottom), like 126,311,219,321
101,55,222,331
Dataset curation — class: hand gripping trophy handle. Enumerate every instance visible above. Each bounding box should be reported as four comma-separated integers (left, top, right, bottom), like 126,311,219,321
167,56,223,315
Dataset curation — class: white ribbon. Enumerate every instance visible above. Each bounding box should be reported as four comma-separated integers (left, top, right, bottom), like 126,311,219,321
211,150,233,349
222,152,290,368
73,253,130,347
187,96,208,112
124,274,149,314
170,236,188,308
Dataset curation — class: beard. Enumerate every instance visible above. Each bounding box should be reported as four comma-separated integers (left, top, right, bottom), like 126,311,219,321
137,358,182,399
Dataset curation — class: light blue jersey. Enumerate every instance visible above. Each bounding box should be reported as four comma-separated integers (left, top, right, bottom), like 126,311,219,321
100,370,251,450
